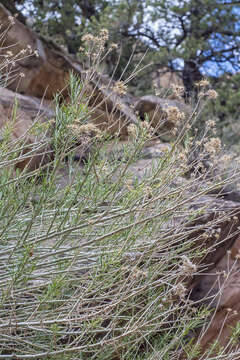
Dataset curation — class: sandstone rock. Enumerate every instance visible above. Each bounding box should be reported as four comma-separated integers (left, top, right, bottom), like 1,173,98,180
0,87,53,171
134,95,192,141
187,206,240,357
0,87,54,119
153,67,183,92
89,107,129,138
0,3,194,148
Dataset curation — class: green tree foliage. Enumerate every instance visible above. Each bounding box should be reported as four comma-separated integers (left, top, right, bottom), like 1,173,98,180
211,73,240,122
206,73,240,145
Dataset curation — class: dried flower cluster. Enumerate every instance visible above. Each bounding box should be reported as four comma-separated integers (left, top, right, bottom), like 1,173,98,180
171,84,185,99
68,122,101,140
2,43,39,64
206,119,216,129
141,120,154,137
0,20,40,88
219,154,232,167
206,89,218,99
198,88,218,100
196,78,210,88
131,267,148,280
99,28,109,42
127,123,138,139
82,34,96,44
178,151,187,164
204,137,221,156
112,81,127,95
80,29,118,61
8,15,15,26
173,283,187,298
109,43,118,50
180,255,197,276
81,29,111,59
166,106,185,126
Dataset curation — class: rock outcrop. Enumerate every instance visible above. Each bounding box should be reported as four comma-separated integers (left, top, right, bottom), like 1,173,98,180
153,67,183,92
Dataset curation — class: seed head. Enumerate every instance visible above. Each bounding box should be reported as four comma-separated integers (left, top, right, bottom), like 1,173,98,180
196,78,210,88
166,106,185,125
100,28,109,42
112,81,127,95
206,119,216,129
173,283,187,298
82,34,95,43
110,43,118,50
206,89,218,99
127,124,138,139
8,16,15,26
180,255,197,276
204,137,221,155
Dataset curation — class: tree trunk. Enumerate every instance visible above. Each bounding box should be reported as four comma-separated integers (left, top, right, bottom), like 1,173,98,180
182,59,202,100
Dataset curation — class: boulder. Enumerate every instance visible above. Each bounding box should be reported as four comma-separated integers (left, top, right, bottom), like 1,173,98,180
0,4,195,151
0,87,54,119
189,232,240,356
153,67,183,91
0,87,53,171
134,95,192,141
173,192,240,357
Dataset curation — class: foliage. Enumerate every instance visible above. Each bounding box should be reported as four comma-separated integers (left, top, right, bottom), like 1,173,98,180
205,73,240,147
0,82,228,358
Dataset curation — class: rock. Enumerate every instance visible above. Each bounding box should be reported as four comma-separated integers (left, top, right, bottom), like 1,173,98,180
134,95,192,141
0,87,54,119
0,3,69,99
197,305,240,356
187,208,240,357
89,107,129,138
153,67,183,92
100,139,172,185
0,87,53,171
0,4,195,160
0,4,193,145
207,183,240,202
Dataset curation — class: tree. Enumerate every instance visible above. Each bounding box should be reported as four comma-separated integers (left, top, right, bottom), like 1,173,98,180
99,0,240,97
140,0,240,96
4,0,240,97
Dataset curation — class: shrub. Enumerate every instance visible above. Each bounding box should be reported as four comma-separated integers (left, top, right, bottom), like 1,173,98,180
0,26,239,360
